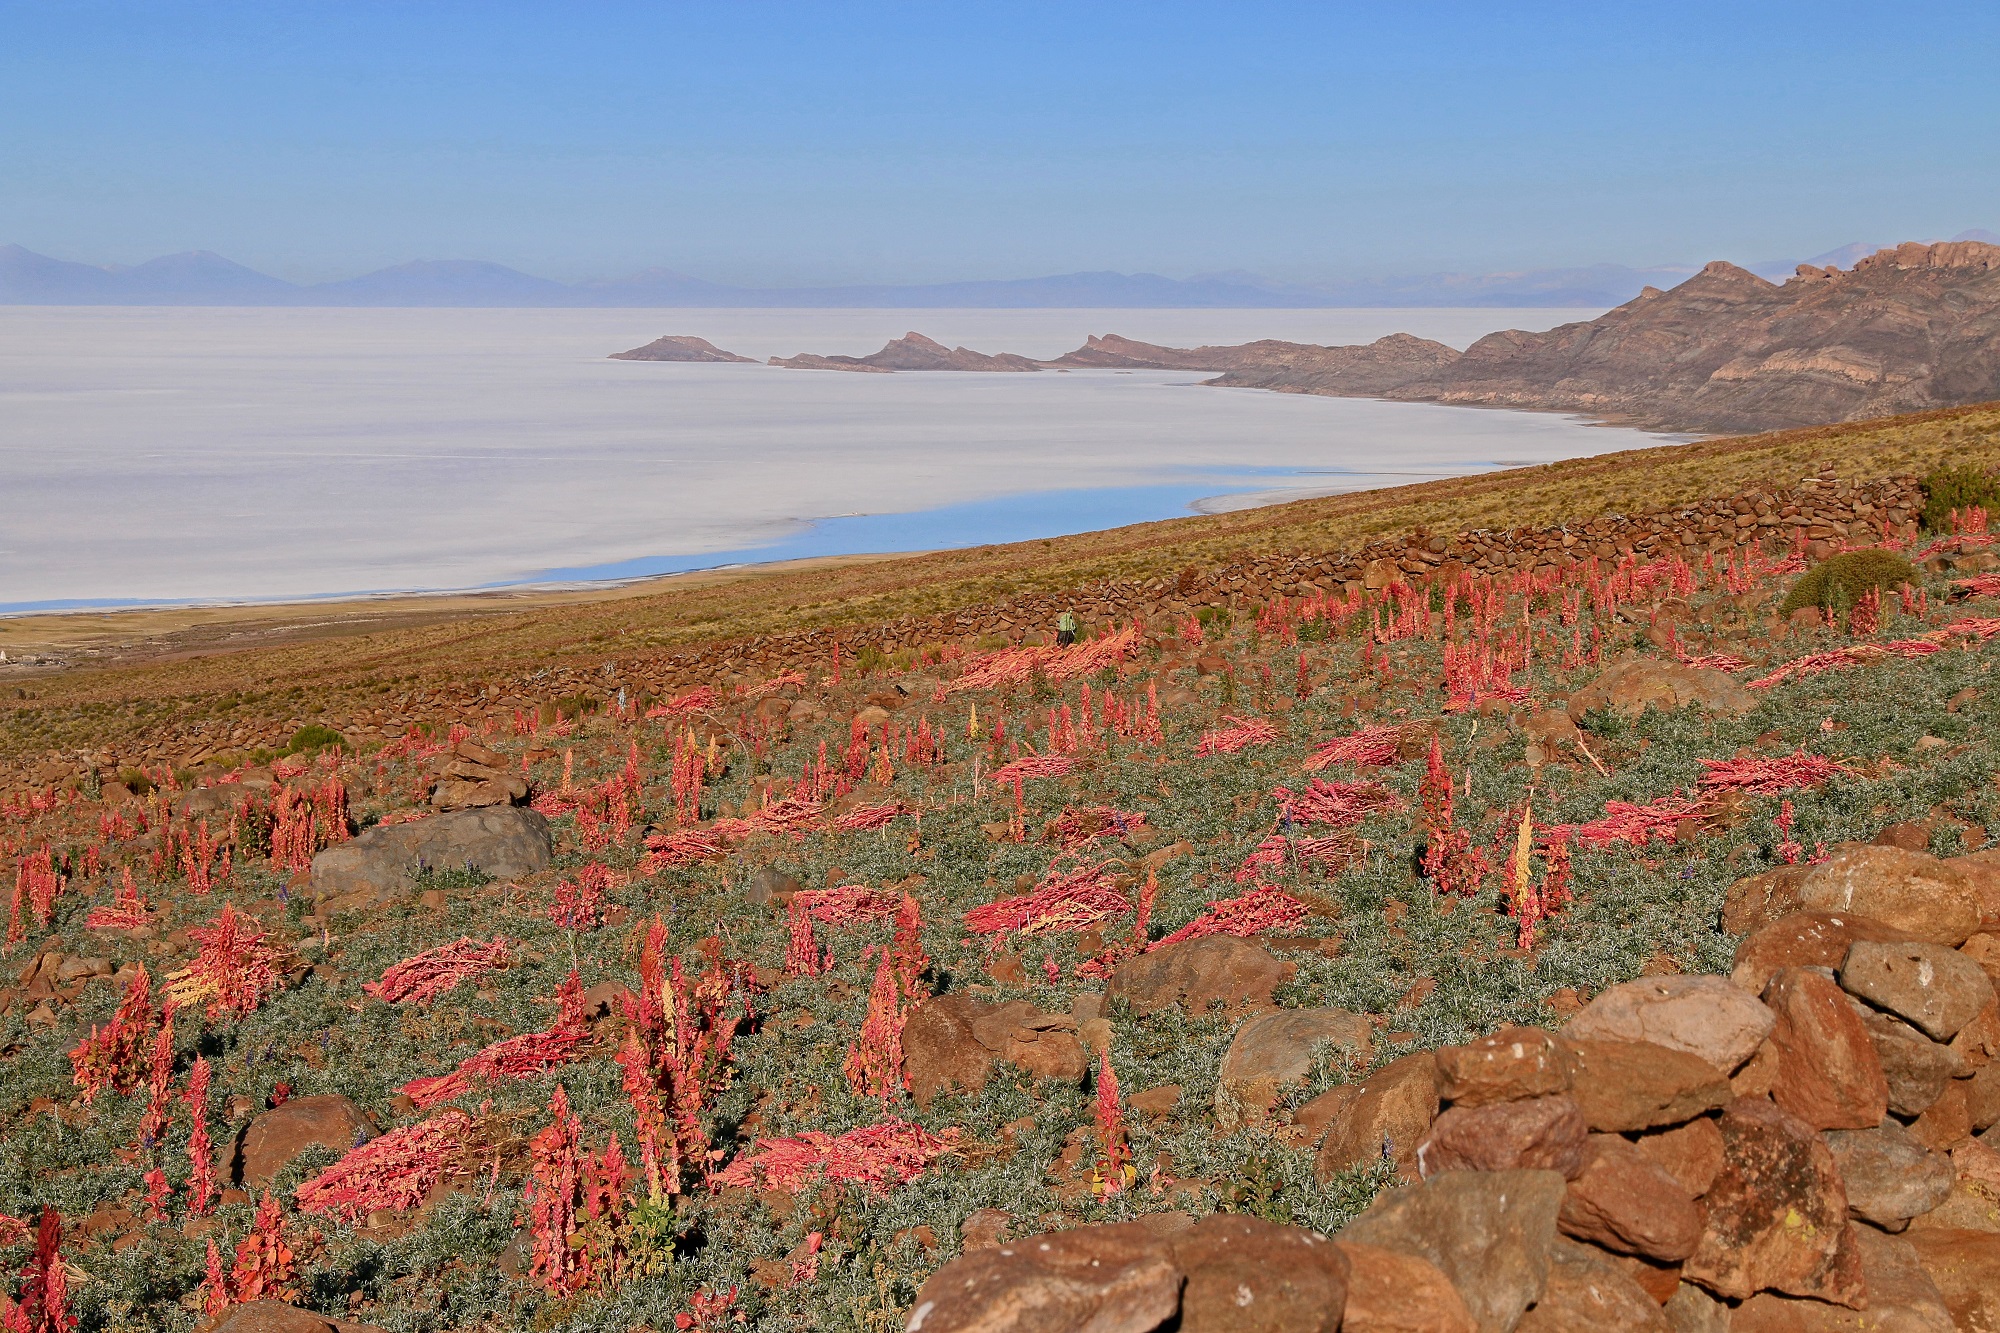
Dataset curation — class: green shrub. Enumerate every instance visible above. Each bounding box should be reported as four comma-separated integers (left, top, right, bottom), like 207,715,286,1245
1779,550,1919,616
286,723,346,755
1920,465,2000,532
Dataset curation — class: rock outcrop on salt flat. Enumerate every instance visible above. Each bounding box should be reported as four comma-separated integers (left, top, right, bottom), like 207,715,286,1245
768,331,1040,373
1045,329,1461,396
1040,241,2000,433
607,334,756,363
1391,241,2000,433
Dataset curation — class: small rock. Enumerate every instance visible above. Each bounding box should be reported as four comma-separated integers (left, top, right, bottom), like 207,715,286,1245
1875,821,1935,852
743,867,799,908
1730,1227,1953,1332
1106,936,1294,1016
1909,1078,1974,1152
1763,967,1889,1131
1166,1214,1350,1333
1730,910,1914,995
1959,932,2000,987
1970,1061,2000,1131
1334,1241,1476,1333
1662,1282,1731,1333
1681,1098,1864,1307
1823,1122,1956,1226
1433,1026,1570,1107
207,1302,389,1333
1563,975,1774,1073
1904,1228,2000,1330
1127,1085,1181,1120
958,1208,1011,1251
1565,659,1754,719
1515,1239,1672,1333
1215,1008,1371,1129
1860,1008,1968,1117
901,995,998,1108
1558,1134,1702,1262
1723,864,1813,936
1796,846,1981,946
1557,1039,1733,1132
1313,1052,1440,1179
309,807,552,902
904,1221,1181,1333
1635,1116,1726,1198
1341,1168,1567,1333
1416,1095,1588,1179
1841,940,1998,1041
1906,1176,2000,1232
234,1096,375,1189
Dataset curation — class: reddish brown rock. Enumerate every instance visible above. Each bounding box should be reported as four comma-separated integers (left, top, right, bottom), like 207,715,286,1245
1166,1214,1349,1332
1563,976,1774,1073
1215,1008,1372,1129
904,1221,1182,1333
1951,1000,2000,1069
208,1304,390,1333
1557,1039,1733,1132
1763,967,1889,1130
1723,864,1812,936
1970,1061,2000,1130
959,1209,1011,1251
1823,1122,1956,1226
1904,1228,2000,1330
1797,846,1981,946
1342,1168,1567,1333
1948,847,2000,929
1862,1009,1967,1117
1909,1078,1974,1152
902,994,1003,1108
1566,659,1755,720
1840,940,1998,1041
902,995,1085,1108
1731,1227,1954,1332
1961,932,2000,987
1636,1115,1726,1198
1433,1026,1570,1107
1558,1134,1702,1262
1313,1052,1440,1180
1416,1095,1588,1179
233,1096,375,1189
1906,1175,2000,1233
1730,910,1914,994
1107,936,1293,1016
1335,1241,1476,1333
1682,1098,1865,1307
1516,1240,1673,1333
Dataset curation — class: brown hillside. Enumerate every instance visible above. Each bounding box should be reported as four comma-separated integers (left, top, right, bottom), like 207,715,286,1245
2,401,1997,786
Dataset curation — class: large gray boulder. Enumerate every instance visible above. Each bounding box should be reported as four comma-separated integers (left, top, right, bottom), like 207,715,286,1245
308,807,551,902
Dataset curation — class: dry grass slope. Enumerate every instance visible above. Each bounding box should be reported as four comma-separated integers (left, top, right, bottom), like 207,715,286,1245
3,401,1999,773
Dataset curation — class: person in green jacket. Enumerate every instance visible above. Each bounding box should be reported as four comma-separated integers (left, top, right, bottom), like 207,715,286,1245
1055,610,1078,647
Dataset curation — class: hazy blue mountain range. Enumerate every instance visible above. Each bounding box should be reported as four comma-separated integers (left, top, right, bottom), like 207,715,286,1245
4,233,1995,308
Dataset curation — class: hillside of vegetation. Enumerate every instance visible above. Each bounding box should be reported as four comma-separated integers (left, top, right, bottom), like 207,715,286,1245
0,408,1999,1329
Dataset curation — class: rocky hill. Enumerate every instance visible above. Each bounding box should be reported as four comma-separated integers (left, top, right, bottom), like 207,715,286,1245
767,331,1040,373
1387,241,2000,432
1048,330,1461,396
1038,241,2000,433
606,334,756,363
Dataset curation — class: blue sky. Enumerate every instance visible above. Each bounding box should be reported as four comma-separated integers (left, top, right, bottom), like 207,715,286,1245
3,1,1996,285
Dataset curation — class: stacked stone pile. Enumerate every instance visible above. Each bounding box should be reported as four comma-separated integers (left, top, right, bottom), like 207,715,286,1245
908,842,2000,1331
